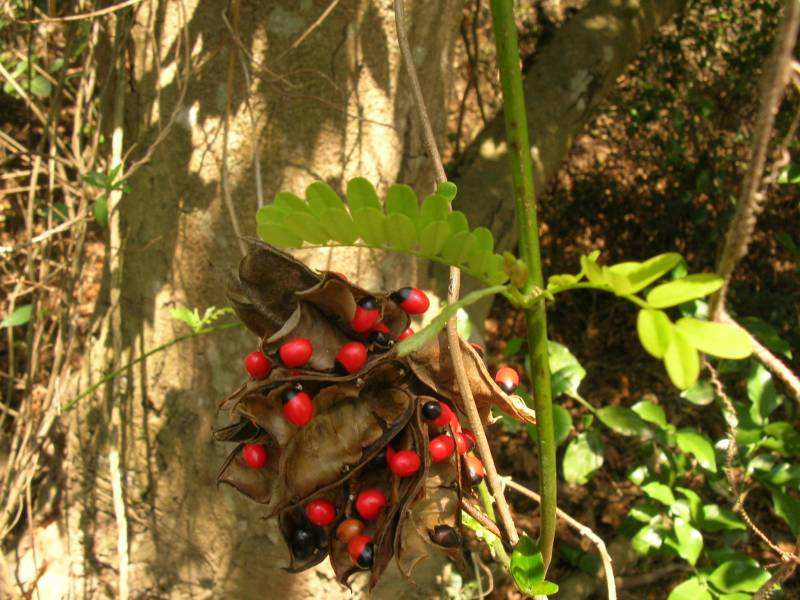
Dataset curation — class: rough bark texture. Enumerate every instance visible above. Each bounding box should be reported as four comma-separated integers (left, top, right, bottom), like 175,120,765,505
13,1,462,598
432,0,689,307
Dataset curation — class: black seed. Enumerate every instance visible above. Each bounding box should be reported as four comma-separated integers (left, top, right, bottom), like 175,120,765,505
282,386,302,404
291,528,316,559
334,361,349,376
356,542,375,568
370,448,387,468
390,287,411,303
430,524,462,548
358,296,378,310
368,330,392,346
422,401,442,421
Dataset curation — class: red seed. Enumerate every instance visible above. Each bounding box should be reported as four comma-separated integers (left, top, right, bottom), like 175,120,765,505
397,327,414,341
242,443,267,469
347,534,374,568
391,287,430,315
355,489,387,520
431,402,453,428
335,341,367,374
282,388,314,426
388,450,421,477
429,435,455,462
455,432,470,455
305,499,336,527
336,519,364,544
494,366,520,394
244,351,271,379
350,297,380,333
279,338,313,368
386,445,396,462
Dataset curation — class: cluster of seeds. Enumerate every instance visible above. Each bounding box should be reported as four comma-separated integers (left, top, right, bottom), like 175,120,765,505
216,243,533,588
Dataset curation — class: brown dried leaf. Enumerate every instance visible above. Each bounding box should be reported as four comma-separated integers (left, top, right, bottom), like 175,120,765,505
228,241,321,338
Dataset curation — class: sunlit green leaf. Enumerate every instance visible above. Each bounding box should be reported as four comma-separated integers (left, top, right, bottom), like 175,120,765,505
436,181,458,201
419,220,450,257
440,230,474,265
446,210,469,234
673,517,703,565
637,309,673,359
701,504,745,532
642,481,676,506
320,208,358,244
419,193,450,229
624,253,683,293
274,191,311,214
747,363,781,425
283,212,330,244
631,524,663,554
675,317,752,359
768,485,800,536
664,330,700,389
646,273,723,308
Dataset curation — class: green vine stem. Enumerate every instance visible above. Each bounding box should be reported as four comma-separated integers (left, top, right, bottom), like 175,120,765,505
490,0,557,570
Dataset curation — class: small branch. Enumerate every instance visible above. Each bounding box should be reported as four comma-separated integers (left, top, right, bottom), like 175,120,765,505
720,311,800,405
710,0,800,320
753,561,796,600
462,498,504,540
394,0,519,547
20,0,143,23
279,0,341,59
504,477,617,600
617,564,688,589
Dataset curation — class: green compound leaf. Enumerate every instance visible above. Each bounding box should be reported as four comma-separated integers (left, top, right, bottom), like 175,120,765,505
321,208,358,244
646,273,723,308
352,208,386,247
563,431,604,485
419,193,450,229
436,181,458,201
346,177,381,211
305,181,344,216
637,309,673,359
257,223,303,248
384,212,417,250
675,317,752,359
419,220,451,257
675,428,717,472
386,184,420,223
664,330,700,390
256,177,509,286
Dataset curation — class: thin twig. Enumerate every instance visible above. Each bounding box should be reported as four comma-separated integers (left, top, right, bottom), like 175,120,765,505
504,477,617,600
279,0,341,59
706,362,800,564
753,561,796,600
393,0,519,546
221,0,247,257
710,0,800,320
21,0,143,23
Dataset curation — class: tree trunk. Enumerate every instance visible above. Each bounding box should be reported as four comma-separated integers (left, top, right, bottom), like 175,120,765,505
17,2,463,598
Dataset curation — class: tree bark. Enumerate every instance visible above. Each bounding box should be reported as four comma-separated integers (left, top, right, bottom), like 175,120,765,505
15,1,462,598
